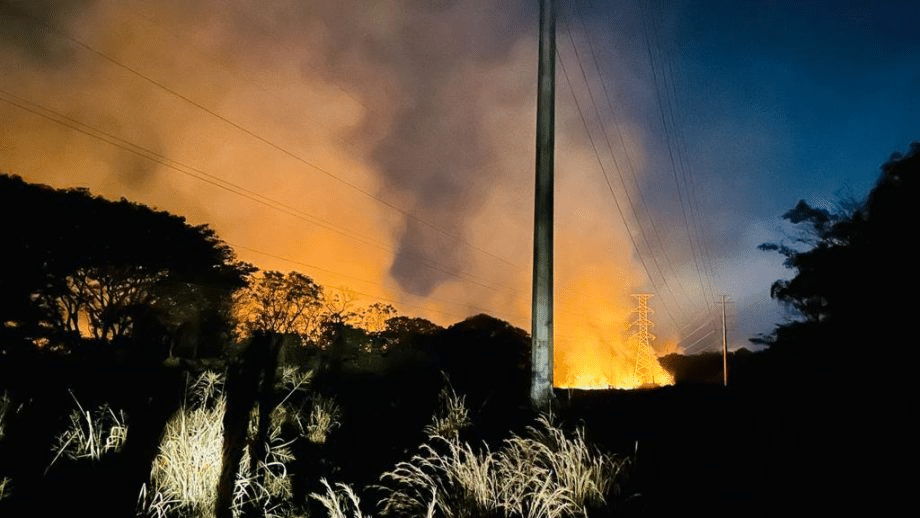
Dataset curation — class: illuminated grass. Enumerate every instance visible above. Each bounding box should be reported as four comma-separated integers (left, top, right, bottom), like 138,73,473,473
138,369,309,518
0,476,11,502
305,395,341,445
142,392,224,516
190,370,224,407
311,478,371,518
423,385,472,440
278,366,314,398
377,414,628,518
0,390,13,441
494,416,624,518
378,435,495,518
47,390,128,472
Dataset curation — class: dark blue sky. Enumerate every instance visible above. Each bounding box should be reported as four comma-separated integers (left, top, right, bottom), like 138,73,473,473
565,0,920,348
677,0,920,200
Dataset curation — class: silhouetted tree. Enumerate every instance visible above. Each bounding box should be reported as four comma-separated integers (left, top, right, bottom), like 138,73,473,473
234,270,324,341
356,302,397,333
320,286,359,326
757,142,919,376
756,143,919,511
0,174,253,352
384,315,443,336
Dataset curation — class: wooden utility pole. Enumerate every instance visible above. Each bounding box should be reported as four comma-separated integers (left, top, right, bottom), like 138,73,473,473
717,295,733,387
721,295,728,386
531,0,556,409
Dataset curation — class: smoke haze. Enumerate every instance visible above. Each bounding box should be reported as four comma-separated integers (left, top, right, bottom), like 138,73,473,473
8,0,875,374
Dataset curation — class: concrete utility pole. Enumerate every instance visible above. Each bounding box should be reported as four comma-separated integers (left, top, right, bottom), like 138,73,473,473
531,0,556,409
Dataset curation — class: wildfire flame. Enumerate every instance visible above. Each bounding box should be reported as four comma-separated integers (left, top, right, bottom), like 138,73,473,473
554,334,674,390
552,281,675,390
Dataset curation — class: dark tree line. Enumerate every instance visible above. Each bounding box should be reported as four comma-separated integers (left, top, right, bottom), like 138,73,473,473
756,142,919,381
0,173,538,517
1,173,440,365
753,142,920,516
0,174,254,356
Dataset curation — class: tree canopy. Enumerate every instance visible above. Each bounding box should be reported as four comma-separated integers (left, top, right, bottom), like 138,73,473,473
756,142,919,363
1,174,253,349
234,270,324,339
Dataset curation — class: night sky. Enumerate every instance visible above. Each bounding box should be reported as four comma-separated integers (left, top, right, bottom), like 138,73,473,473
1,0,917,369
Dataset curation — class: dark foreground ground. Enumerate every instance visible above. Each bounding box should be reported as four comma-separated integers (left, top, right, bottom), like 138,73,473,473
556,375,904,517
0,346,902,517
558,384,790,517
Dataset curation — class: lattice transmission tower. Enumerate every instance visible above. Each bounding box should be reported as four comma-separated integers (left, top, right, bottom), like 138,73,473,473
630,294,658,386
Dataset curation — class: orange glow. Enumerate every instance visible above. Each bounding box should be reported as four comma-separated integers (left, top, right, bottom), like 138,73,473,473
554,333,674,390
0,0,692,389
552,273,675,390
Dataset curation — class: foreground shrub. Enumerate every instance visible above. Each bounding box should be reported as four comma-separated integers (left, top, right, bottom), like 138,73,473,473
377,415,629,518
47,391,128,471
311,478,370,518
423,384,472,440
0,391,12,441
138,369,309,518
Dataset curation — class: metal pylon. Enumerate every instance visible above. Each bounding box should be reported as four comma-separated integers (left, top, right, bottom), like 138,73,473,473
630,294,657,386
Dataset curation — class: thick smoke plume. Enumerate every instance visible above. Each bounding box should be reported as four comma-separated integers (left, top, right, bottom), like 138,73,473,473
1,0,700,385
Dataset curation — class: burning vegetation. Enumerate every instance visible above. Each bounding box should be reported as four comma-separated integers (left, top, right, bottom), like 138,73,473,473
554,335,674,390
554,293,674,390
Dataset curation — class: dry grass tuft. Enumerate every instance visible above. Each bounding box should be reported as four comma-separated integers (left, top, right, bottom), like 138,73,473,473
47,390,128,472
0,476,11,502
423,385,472,439
0,390,12,441
378,435,494,518
138,370,304,518
494,415,624,518
305,395,341,445
377,414,629,518
142,392,225,517
311,478,370,518
278,366,314,397
190,370,224,407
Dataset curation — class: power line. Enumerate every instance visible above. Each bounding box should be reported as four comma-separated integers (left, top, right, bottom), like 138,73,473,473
0,89,521,297
636,5,713,314
654,17,717,307
640,1,717,309
556,48,680,331
569,0,700,308
0,0,519,271
681,329,716,354
659,31,719,303
564,0,718,327
560,13,698,317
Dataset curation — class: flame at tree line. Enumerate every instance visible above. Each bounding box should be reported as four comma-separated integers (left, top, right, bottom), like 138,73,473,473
552,284,675,390
0,0,688,391
554,331,675,390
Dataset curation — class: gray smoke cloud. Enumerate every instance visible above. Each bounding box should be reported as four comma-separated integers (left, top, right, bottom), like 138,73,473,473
0,0,93,65
132,0,538,296
0,0,541,297
290,0,535,295
0,0,683,345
